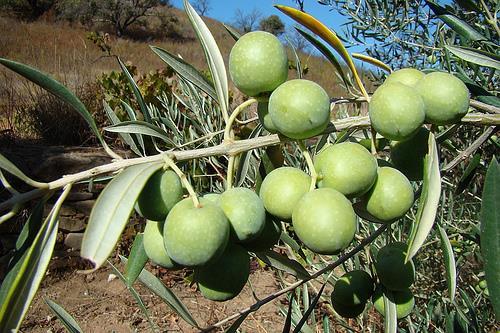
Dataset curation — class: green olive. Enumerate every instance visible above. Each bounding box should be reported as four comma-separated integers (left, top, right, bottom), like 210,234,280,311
385,68,425,88
372,286,415,319
331,270,374,307
375,242,415,291
229,31,288,97
390,127,429,181
143,220,178,269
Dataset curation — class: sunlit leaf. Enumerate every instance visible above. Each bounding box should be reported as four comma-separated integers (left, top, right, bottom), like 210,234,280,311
295,27,350,88
275,5,368,98
438,225,457,301
0,58,109,150
406,133,441,261
81,163,163,271
150,46,218,101
117,57,151,122
352,53,392,73
125,233,148,287
480,157,499,318
0,186,70,331
292,282,326,333
255,250,310,279
44,299,82,333
383,292,398,333
446,46,500,70
105,120,175,146
184,0,229,121
223,23,241,41
0,153,47,188
103,101,142,156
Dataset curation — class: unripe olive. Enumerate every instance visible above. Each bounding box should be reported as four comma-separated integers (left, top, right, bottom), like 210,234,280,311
385,68,425,88
195,244,250,301
314,142,378,198
416,72,470,125
269,79,330,139
229,31,288,97
220,187,266,243
292,188,357,255
390,127,430,181
369,82,425,141
375,242,415,291
136,169,183,221
331,270,374,307
257,101,278,133
259,167,310,221
372,286,415,319
143,220,178,269
363,167,414,222
243,215,282,252
164,198,229,266
331,298,366,318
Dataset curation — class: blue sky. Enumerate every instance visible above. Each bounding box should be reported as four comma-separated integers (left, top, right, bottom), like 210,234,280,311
171,0,349,36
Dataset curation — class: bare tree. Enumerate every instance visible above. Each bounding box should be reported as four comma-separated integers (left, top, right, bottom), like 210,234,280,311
192,0,211,16
232,8,262,33
259,15,285,36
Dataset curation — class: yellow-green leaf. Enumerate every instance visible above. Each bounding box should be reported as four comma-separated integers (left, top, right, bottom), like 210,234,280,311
352,53,392,73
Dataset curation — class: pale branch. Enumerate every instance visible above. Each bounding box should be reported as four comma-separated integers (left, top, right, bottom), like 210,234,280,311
200,224,389,332
0,113,498,213
442,126,498,172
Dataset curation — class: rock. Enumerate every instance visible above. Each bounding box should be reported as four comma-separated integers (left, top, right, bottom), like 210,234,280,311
64,233,84,249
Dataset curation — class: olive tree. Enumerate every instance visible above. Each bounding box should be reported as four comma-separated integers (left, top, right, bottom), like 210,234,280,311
0,0,498,332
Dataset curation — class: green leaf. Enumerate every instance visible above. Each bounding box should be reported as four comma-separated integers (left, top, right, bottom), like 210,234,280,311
285,35,303,79
119,255,198,328
438,225,457,302
446,46,500,70
117,57,151,122
125,233,148,287
456,153,481,194
383,291,398,333
103,101,142,156
235,124,263,187
425,1,487,41
0,153,47,188
81,163,163,271
224,313,249,333
105,120,175,146
282,293,295,333
280,232,307,260
120,100,146,155
223,23,241,41
292,282,326,333
480,157,500,318
0,186,70,331
108,261,157,332
406,133,441,261
44,299,82,333
184,0,229,121
0,58,108,150
255,250,310,279
150,46,218,101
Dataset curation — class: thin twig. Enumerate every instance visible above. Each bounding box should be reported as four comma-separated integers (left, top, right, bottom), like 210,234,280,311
469,99,500,114
442,126,498,172
200,224,388,332
162,156,200,207
0,113,497,213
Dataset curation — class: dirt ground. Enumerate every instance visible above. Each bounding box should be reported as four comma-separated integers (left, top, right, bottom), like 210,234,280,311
20,254,285,333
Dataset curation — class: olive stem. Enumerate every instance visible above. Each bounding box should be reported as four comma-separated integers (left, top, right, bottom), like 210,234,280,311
223,98,258,141
298,141,317,191
162,156,200,208
200,224,389,332
226,155,236,190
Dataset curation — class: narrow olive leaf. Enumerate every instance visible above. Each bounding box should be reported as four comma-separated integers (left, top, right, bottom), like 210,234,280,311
184,0,229,121
223,23,241,41
285,35,303,79
446,46,500,70
0,153,47,188
150,46,218,101
81,163,163,271
438,225,457,302
235,125,263,187
0,185,71,331
44,299,82,333
125,233,148,287
103,101,142,156
275,5,368,98
383,292,398,333
280,232,307,260
282,293,295,333
255,250,310,279
120,100,147,155
119,255,199,328
295,27,350,88
480,157,500,318
105,121,174,146
108,261,157,332
425,1,487,41
352,53,392,73
456,153,481,194
292,282,327,333
117,57,151,122
224,313,250,333
406,133,441,261
322,315,330,332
